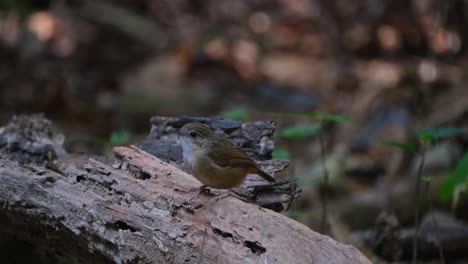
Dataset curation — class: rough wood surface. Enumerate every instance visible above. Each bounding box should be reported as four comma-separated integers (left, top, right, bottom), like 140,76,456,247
0,115,371,263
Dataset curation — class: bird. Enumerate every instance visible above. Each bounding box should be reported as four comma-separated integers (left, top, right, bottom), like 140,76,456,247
179,122,275,201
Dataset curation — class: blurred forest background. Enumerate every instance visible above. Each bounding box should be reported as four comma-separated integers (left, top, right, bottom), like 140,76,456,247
1,0,468,263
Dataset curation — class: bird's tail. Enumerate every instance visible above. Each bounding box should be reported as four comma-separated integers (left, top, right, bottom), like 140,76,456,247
253,167,276,183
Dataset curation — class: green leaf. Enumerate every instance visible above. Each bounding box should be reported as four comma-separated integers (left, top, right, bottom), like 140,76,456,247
440,151,468,202
306,112,350,123
280,123,322,140
272,148,290,160
421,176,432,182
221,106,249,121
418,127,465,143
440,176,456,203
110,130,131,146
382,140,418,152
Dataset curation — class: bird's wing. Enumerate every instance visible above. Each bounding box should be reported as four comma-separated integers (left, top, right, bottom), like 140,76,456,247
207,137,275,183
207,137,256,168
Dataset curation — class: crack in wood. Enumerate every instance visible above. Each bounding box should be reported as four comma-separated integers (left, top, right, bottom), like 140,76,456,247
244,240,266,256
212,227,234,238
113,220,137,232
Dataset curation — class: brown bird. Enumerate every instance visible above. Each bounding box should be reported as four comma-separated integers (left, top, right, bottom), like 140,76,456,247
179,122,275,200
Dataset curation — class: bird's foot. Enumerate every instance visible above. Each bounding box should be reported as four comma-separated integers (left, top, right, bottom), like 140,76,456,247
212,189,232,202
188,185,209,202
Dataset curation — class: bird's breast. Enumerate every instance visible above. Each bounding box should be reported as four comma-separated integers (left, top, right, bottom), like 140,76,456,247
180,139,248,189
181,138,197,168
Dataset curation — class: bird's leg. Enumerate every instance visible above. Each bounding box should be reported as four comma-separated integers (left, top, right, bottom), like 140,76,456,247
213,189,232,202
188,185,208,202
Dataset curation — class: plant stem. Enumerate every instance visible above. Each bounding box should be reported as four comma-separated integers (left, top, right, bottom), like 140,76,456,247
319,122,329,234
425,178,445,264
412,142,426,264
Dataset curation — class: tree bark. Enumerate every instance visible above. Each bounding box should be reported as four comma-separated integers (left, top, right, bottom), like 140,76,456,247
0,115,371,264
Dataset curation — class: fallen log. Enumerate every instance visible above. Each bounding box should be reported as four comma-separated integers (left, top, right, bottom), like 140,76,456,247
0,114,371,263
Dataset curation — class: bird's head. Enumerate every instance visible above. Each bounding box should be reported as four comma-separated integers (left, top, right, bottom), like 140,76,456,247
179,122,214,153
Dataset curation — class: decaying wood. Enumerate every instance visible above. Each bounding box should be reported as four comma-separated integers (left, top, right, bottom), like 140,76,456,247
0,114,371,263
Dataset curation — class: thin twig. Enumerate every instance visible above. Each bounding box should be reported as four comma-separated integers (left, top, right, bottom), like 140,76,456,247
198,228,208,264
319,122,329,234
412,142,426,264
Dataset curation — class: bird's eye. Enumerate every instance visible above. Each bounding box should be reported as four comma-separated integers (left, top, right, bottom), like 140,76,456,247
189,131,197,138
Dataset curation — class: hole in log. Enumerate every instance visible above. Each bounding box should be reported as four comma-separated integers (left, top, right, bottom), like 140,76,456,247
114,220,137,232
244,240,266,255
76,175,85,182
129,165,151,180
212,227,233,238
138,170,151,180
